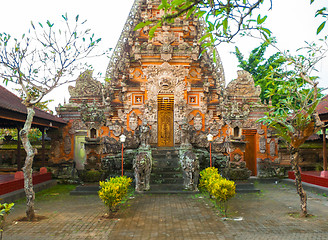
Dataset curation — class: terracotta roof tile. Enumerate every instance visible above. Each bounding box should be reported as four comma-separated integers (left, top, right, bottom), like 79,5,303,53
317,94,328,115
0,85,66,124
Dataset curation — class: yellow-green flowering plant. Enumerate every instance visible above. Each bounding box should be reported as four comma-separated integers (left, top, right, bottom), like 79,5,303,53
199,167,222,192
0,202,14,240
199,167,236,217
98,176,132,212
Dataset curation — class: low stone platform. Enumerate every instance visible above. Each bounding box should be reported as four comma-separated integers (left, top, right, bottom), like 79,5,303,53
235,182,261,193
70,184,100,195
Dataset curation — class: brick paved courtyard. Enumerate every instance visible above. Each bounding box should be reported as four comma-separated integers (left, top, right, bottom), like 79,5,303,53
3,183,328,240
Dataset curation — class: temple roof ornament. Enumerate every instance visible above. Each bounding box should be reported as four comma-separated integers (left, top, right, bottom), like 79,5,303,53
226,70,261,97
68,70,103,98
105,0,225,89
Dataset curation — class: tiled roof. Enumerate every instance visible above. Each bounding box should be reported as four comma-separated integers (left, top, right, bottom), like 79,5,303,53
317,94,328,115
0,85,66,124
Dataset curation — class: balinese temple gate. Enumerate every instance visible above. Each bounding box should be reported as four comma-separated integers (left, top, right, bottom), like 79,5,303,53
56,0,279,191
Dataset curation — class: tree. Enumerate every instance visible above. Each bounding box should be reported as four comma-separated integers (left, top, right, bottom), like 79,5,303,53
136,0,328,54
233,40,286,105
136,0,272,45
259,40,327,217
0,14,102,220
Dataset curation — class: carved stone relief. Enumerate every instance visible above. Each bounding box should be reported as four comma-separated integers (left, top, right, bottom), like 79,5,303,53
69,120,87,135
270,139,276,156
80,100,105,130
143,62,189,144
129,111,139,131
68,70,102,98
225,70,261,97
193,112,203,131
108,120,122,137
259,136,266,153
64,135,71,155
102,136,121,154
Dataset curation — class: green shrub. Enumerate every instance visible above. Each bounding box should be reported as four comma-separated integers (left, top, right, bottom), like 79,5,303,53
0,203,14,240
199,167,222,192
199,167,236,217
79,170,104,182
98,176,132,212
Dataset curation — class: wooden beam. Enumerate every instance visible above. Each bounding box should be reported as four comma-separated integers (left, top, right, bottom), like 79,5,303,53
323,127,327,171
42,128,45,167
17,125,22,171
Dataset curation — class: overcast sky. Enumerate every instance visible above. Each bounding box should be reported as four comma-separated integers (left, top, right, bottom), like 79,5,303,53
0,0,327,112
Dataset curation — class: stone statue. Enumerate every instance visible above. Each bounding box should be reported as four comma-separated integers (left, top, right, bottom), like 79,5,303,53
180,150,199,191
180,118,192,147
133,152,152,192
139,119,150,148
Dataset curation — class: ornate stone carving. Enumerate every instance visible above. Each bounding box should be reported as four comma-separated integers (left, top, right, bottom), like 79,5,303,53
180,118,192,147
209,119,224,136
143,62,188,96
133,151,152,192
64,135,71,155
220,98,251,120
193,112,203,131
270,139,276,156
138,119,151,148
225,70,261,97
179,150,199,191
258,129,265,135
80,100,105,129
129,111,139,131
69,120,87,135
68,70,103,98
259,136,266,153
102,136,121,154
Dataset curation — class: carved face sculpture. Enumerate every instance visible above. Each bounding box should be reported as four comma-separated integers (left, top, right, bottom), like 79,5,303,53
129,112,138,131
193,113,203,131
159,77,173,91
112,122,122,137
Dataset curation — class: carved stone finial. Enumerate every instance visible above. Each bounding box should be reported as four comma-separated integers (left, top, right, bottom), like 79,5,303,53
68,70,102,98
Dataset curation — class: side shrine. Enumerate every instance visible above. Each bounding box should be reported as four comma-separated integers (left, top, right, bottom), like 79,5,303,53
55,0,279,190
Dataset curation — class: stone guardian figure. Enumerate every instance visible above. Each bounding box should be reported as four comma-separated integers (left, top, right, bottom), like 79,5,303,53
139,119,150,148
133,152,152,192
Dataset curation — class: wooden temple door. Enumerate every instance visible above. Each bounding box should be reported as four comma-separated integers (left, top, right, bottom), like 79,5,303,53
157,95,174,147
243,129,257,176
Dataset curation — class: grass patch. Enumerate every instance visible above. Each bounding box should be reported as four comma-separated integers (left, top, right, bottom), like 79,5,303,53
14,184,77,204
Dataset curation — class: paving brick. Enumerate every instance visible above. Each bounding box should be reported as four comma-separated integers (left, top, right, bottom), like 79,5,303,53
3,183,328,239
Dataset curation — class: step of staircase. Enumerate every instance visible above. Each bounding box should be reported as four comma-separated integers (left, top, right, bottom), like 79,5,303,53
147,147,190,193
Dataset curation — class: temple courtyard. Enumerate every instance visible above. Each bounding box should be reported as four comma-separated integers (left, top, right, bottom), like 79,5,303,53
2,182,328,240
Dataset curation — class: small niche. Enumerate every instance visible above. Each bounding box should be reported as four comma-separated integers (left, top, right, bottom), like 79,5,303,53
233,127,240,137
90,128,97,139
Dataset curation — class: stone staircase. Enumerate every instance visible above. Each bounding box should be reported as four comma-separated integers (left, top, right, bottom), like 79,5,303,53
147,147,186,194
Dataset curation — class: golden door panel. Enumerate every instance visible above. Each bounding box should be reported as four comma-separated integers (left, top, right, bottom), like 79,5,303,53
158,95,174,147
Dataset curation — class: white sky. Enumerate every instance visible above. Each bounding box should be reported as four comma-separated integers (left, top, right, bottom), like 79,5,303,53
0,0,327,113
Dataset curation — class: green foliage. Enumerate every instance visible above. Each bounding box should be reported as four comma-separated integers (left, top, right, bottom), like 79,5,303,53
0,203,14,240
98,176,132,212
199,167,236,217
0,14,102,107
79,170,104,183
135,0,327,53
0,128,42,141
258,40,327,150
234,40,289,106
135,0,270,47
311,1,328,35
199,167,222,191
